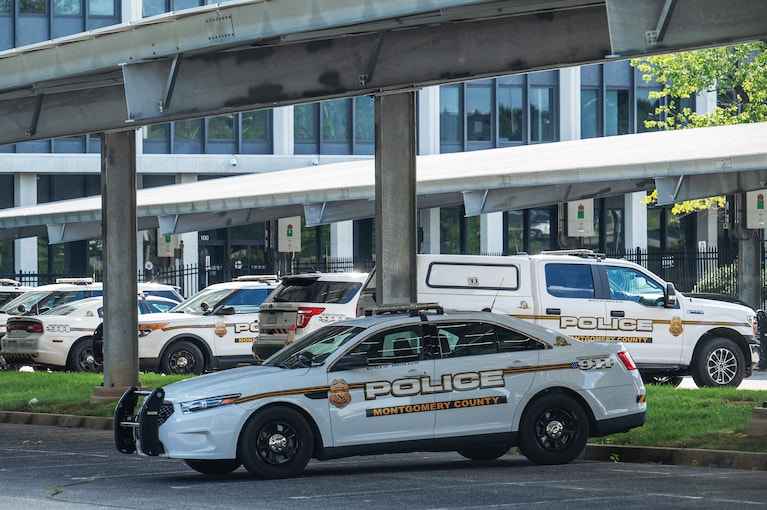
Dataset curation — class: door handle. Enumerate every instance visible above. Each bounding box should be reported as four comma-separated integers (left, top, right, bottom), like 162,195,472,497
610,310,625,318
546,308,561,315
407,368,429,376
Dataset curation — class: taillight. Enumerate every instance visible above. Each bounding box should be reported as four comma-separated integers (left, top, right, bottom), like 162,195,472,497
296,307,325,329
8,321,43,334
617,351,637,371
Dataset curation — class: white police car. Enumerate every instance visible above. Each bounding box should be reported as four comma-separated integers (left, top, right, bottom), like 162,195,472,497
115,305,646,478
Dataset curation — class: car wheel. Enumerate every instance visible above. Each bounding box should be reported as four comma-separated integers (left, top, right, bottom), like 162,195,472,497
239,406,314,479
641,373,683,387
161,340,205,375
67,337,99,372
691,337,745,388
457,444,510,461
518,392,589,465
184,459,241,476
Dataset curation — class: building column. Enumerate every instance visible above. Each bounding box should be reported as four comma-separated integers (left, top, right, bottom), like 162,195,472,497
330,221,354,260
418,86,441,254
624,192,648,251
13,174,38,274
558,67,581,141
273,106,294,156
120,0,141,23
375,92,417,305
481,212,504,255
94,130,139,398
735,193,761,308
177,174,199,268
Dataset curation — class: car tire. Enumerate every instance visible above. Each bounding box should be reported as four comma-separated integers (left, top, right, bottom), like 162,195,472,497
184,459,241,476
161,340,205,375
691,337,745,388
518,392,589,466
457,444,510,462
640,373,683,387
67,337,99,372
238,406,314,479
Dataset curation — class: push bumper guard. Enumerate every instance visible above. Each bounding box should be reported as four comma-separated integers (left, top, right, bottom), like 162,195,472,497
114,387,166,456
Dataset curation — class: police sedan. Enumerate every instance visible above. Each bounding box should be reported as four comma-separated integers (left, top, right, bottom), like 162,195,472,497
115,306,646,478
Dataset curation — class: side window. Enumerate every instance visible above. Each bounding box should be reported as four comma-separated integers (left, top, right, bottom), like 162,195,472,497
496,326,543,353
222,288,271,314
437,322,498,358
545,263,595,299
606,266,665,307
346,326,424,366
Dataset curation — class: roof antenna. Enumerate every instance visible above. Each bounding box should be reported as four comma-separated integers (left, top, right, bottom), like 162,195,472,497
486,277,504,313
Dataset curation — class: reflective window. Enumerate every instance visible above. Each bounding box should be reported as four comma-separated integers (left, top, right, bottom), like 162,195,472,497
0,0,10,13
580,88,599,139
143,0,166,16
466,80,492,146
507,210,523,254
604,196,625,253
349,326,424,366
440,207,461,255
242,110,272,154
529,86,556,143
20,0,46,13
606,266,664,306
174,119,203,154
222,288,272,314
637,87,661,133
647,207,662,253
294,103,319,154
320,99,351,154
173,0,201,10
606,89,630,136
143,124,170,154
354,96,374,155
89,0,115,15
208,115,235,141
528,207,554,254
440,85,463,153
269,279,361,305
437,322,498,358
545,263,595,299
54,0,81,15
498,82,523,143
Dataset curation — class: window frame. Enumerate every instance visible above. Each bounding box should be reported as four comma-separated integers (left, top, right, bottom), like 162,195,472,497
597,264,671,308
425,261,520,291
431,320,545,359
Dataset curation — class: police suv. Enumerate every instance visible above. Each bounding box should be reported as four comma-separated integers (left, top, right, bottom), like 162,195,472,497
135,276,279,374
115,306,645,478
358,252,760,388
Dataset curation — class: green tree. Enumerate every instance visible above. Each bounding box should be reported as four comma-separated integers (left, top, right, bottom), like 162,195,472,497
631,42,767,213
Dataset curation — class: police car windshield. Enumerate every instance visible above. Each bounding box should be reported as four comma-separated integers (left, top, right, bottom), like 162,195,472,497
265,325,364,368
0,291,21,308
172,288,233,315
1,291,51,314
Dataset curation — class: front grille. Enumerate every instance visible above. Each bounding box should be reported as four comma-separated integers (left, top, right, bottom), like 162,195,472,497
158,402,175,426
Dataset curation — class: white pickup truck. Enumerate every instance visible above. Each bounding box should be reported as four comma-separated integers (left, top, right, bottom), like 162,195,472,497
357,251,760,388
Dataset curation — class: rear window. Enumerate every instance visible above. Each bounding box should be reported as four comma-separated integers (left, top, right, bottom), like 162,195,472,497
545,263,595,299
426,262,519,290
268,279,362,304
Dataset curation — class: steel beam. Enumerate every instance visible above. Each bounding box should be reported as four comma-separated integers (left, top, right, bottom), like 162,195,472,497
94,131,139,398
46,217,158,244
606,0,767,56
157,205,303,235
303,193,462,227
655,171,767,206
0,5,611,144
463,179,652,216
375,92,417,305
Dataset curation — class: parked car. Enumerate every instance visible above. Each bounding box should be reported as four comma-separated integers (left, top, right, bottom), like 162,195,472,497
255,273,367,360
0,295,178,371
114,306,646,478
357,251,760,388
0,279,31,309
133,276,279,374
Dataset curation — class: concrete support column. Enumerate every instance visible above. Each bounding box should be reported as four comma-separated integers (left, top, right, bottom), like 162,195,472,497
95,131,139,397
735,193,762,309
558,67,581,141
331,221,354,260
696,207,718,250
624,192,648,251
481,212,504,255
13,174,38,274
375,92,417,305
418,86,441,254
273,106,295,156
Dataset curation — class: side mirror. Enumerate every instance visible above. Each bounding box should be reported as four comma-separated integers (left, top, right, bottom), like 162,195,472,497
16,304,26,314
664,283,678,308
217,306,236,316
200,302,210,313
330,354,368,372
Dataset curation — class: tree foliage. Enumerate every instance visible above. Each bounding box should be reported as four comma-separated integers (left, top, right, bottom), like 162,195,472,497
631,42,767,214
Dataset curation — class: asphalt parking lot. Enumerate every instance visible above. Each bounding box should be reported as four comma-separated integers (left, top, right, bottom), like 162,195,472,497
1,424,767,510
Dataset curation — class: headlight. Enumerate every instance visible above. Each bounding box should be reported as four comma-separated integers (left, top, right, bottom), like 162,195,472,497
138,322,169,337
180,394,241,414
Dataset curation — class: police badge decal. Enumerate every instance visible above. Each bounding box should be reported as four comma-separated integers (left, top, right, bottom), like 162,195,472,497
214,321,227,338
329,379,352,408
669,316,683,337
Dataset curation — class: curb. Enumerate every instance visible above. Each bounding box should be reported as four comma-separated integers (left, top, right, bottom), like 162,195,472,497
584,444,767,471
0,411,112,431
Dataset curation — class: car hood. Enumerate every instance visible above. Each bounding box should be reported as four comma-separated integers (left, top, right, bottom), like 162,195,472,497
161,365,312,402
684,296,754,324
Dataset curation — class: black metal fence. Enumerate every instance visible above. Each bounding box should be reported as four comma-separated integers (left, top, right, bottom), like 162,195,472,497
0,247,757,302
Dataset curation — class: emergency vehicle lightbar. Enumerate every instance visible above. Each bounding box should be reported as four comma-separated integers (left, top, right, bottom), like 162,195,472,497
0,279,21,287
541,249,605,260
234,275,280,283
55,277,95,285
365,303,444,317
